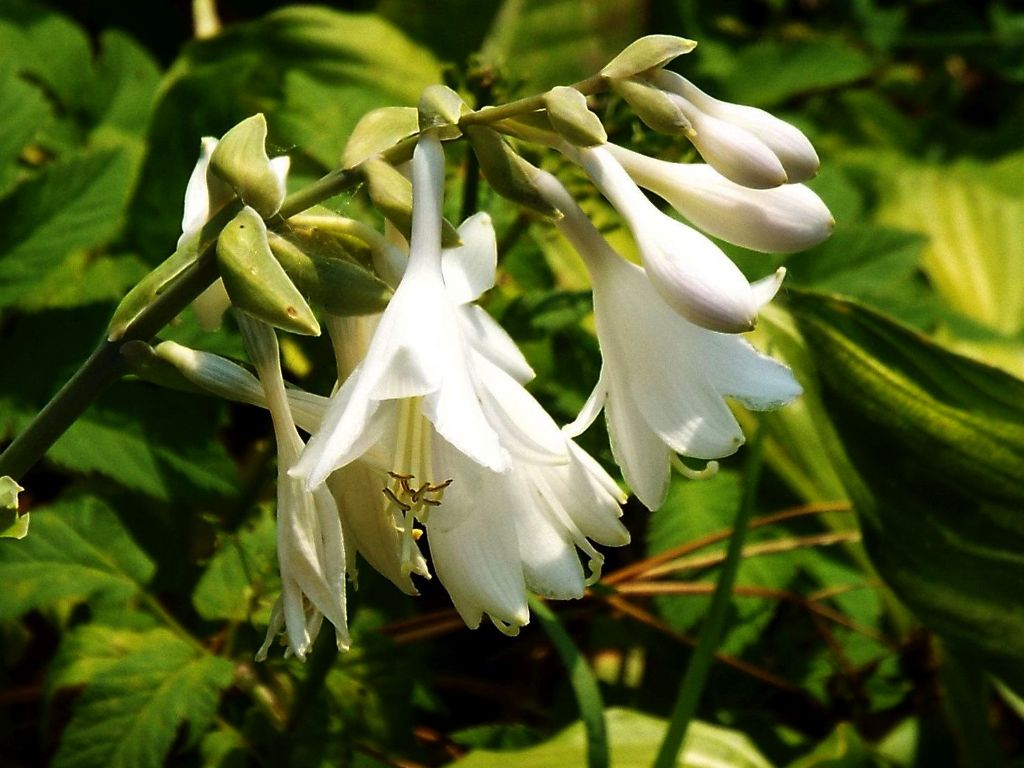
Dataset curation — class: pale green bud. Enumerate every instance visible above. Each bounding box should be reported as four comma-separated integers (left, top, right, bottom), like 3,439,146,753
465,125,561,218
418,85,468,139
216,206,320,336
342,106,420,169
0,476,27,539
267,227,392,316
361,158,461,246
209,114,288,218
611,77,694,136
543,86,607,147
600,34,697,80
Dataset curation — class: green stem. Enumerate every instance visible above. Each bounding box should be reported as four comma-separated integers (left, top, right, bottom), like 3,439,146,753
458,74,608,127
0,168,366,483
652,425,765,768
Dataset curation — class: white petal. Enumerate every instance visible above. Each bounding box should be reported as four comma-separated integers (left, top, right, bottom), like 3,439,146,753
680,104,788,189
179,137,218,247
270,155,291,195
607,146,833,253
427,440,529,629
540,440,630,547
442,212,497,304
652,70,820,182
457,304,535,384
562,365,609,439
702,334,803,410
192,279,232,331
603,370,672,510
473,353,567,464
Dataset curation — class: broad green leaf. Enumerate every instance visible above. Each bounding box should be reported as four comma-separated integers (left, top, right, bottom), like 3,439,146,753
452,708,773,768
480,0,644,93
0,60,49,192
0,145,140,309
0,496,153,620
788,723,882,767
50,626,235,768
874,155,1024,335
88,30,161,136
720,39,875,107
645,471,798,656
193,507,278,622
787,289,1024,690
132,7,442,254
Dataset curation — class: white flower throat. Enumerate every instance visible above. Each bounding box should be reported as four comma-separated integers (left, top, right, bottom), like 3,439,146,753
384,397,452,576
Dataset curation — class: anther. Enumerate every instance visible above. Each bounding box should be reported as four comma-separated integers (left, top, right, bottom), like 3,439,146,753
382,487,411,512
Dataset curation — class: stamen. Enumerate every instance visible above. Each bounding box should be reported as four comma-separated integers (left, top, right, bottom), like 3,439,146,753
671,455,719,480
383,487,411,512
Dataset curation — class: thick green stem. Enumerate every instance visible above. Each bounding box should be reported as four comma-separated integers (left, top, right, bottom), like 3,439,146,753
652,425,765,768
458,74,607,127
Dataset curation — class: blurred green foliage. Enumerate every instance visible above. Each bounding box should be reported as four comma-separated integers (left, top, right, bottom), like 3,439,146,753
2,0,1023,766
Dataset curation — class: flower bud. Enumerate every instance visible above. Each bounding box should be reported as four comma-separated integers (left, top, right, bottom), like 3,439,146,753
342,106,419,169
418,85,468,138
611,76,694,135
465,125,561,218
600,34,697,80
543,86,607,147
209,114,288,218
651,70,820,182
0,476,27,540
216,206,320,335
607,145,833,252
361,158,461,247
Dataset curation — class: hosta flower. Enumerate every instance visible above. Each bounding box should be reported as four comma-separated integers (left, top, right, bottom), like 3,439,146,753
535,170,801,509
605,144,833,253
235,317,349,661
647,69,819,187
571,143,783,333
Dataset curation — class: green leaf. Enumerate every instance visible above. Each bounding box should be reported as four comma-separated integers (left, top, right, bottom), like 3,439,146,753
0,144,140,309
50,626,235,768
193,507,278,622
720,39,875,107
787,289,1024,690
788,723,882,767
0,475,27,539
88,30,161,136
453,708,772,768
0,495,153,620
480,0,644,93
0,60,50,192
873,155,1024,335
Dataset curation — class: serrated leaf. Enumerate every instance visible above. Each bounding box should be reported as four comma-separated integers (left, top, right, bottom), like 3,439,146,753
193,508,278,622
0,145,140,309
0,496,153,620
50,626,235,768
454,708,772,768
788,289,1024,690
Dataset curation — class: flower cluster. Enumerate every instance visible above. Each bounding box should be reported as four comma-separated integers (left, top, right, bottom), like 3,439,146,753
161,35,832,657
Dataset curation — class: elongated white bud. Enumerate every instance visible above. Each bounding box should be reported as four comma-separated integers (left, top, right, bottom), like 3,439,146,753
607,145,833,252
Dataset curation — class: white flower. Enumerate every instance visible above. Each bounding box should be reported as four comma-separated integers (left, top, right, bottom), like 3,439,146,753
235,316,349,661
178,136,291,331
648,69,820,186
572,144,781,333
606,144,833,253
534,170,802,509
291,132,508,489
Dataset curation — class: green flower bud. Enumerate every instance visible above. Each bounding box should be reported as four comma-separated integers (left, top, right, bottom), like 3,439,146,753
216,206,320,335
543,86,607,148
600,34,697,80
418,85,468,139
361,158,461,246
267,227,393,316
612,77,695,136
0,476,27,539
342,106,420,169
209,114,288,218
465,125,561,218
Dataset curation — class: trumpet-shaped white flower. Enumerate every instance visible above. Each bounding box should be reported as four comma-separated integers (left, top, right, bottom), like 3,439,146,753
572,144,782,333
534,170,802,509
606,144,834,253
648,69,820,187
236,316,349,661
